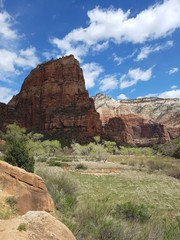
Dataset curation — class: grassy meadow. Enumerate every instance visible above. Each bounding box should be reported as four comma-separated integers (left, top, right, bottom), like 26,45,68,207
35,151,180,240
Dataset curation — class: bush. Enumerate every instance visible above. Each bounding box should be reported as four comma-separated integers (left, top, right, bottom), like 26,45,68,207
154,138,180,159
47,160,70,168
115,201,150,223
98,217,123,240
17,223,27,232
75,163,88,170
4,139,34,172
36,168,79,211
5,196,17,209
147,160,165,173
165,166,180,180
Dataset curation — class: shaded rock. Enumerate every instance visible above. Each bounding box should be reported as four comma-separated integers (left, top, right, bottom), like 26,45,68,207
0,160,54,215
103,115,170,146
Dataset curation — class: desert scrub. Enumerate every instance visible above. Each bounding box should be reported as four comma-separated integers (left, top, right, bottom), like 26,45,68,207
0,206,14,219
98,217,123,240
36,167,79,211
5,196,17,209
75,163,88,170
115,201,150,223
17,223,27,232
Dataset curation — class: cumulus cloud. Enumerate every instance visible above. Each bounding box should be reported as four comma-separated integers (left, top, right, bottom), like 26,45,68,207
82,62,103,89
99,75,118,92
159,89,180,98
169,67,179,75
117,94,128,100
0,11,17,40
0,47,39,74
51,0,180,59
136,40,173,61
138,89,180,99
120,67,153,89
0,86,17,103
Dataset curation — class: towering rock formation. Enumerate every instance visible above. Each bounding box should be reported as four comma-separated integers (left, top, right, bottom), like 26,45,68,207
0,56,178,146
0,55,102,143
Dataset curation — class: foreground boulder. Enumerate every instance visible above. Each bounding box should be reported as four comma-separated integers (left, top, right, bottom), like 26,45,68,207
0,211,76,240
0,161,54,215
0,55,102,143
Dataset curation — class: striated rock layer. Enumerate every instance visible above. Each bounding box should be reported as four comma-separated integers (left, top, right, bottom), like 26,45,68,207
0,55,102,143
94,94,177,146
0,160,54,215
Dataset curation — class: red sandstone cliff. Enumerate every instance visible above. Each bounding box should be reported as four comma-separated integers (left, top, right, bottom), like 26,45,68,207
93,93,180,145
0,55,102,143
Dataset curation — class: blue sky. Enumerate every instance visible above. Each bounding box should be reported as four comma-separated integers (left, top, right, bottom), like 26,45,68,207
0,0,180,103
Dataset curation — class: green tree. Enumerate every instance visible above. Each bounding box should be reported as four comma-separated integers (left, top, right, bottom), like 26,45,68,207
4,124,35,172
5,139,34,172
42,140,61,156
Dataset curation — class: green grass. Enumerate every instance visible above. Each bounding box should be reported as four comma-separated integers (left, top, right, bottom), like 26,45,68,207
36,154,180,240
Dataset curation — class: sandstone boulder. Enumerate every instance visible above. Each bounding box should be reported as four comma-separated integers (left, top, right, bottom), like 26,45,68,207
0,160,54,215
0,211,76,240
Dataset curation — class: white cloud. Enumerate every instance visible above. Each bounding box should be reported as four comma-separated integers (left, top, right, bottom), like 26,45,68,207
113,50,136,65
117,94,128,100
136,40,173,61
169,67,179,75
0,11,17,40
138,89,180,99
92,41,109,52
99,75,118,92
82,63,103,89
51,0,180,59
0,47,39,74
158,89,180,98
0,86,17,103
171,85,178,89
120,67,153,89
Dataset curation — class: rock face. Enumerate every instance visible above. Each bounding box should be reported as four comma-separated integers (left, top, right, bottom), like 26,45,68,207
0,55,102,143
0,160,54,215
103,115,170,146
94,94,177,145
0,211,76,240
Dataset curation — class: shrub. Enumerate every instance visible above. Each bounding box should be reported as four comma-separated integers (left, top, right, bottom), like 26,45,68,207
115,201,150,223
17,223,27,232
165,166,180,180
98,217,123,240
5,196,17,209
36,168,79,211
4,139,34,172
147,160,165,173
75,163,88,170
